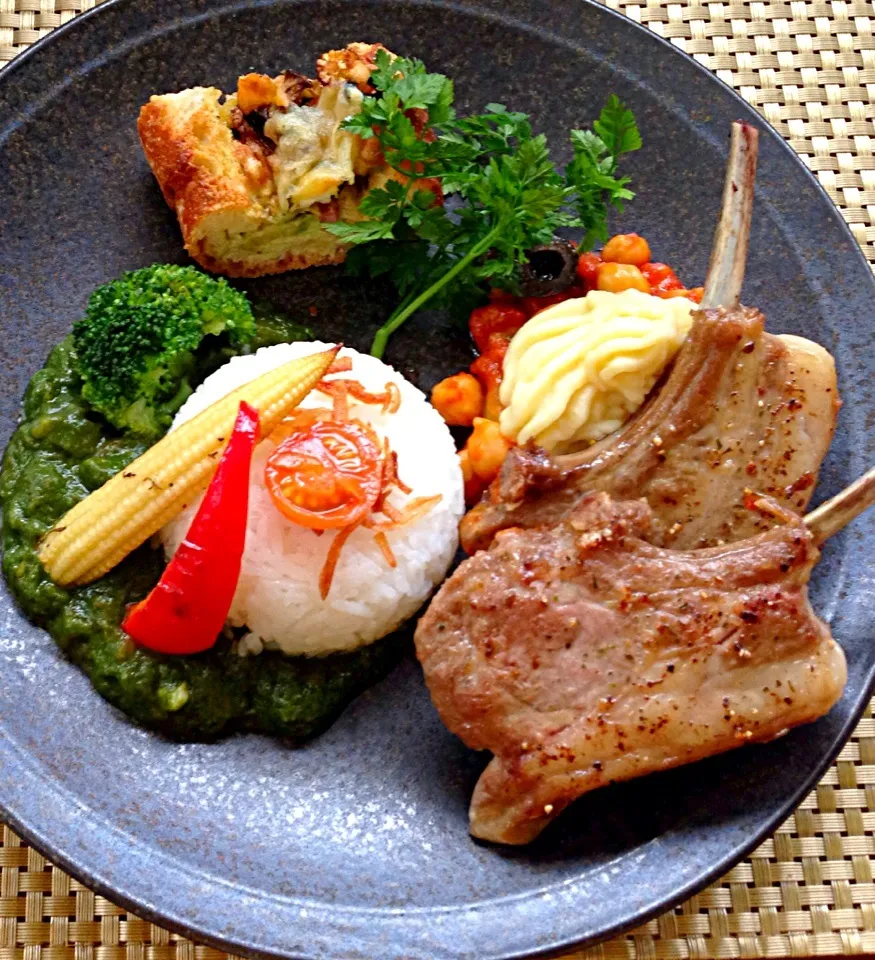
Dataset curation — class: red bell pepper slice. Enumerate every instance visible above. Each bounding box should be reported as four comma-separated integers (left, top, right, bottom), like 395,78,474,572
122,401,260,655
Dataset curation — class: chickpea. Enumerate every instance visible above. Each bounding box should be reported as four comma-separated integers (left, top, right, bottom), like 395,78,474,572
431,373,484,426
459,447,475,483
467,418,513,483
596,262,651,294
601,233,651,266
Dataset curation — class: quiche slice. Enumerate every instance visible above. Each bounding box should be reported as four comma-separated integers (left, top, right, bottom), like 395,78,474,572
138,43,419,278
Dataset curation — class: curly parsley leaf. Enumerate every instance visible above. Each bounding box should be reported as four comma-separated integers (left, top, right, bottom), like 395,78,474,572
324,55,640,355
324,219,396,245
565,98,641,249
450,134,572,279
593,93,642,159
394,72,455,116
565,131,635,249
344,240,432,298
346,50,455,166
438,104,535,190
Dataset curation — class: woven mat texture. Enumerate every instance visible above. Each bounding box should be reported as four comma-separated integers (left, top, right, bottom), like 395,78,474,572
2,1,875,958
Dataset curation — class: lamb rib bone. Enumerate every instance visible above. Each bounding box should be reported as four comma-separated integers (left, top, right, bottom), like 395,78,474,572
554,120,759,468
554,117,758,465
700,120,758,308
803,464,875,544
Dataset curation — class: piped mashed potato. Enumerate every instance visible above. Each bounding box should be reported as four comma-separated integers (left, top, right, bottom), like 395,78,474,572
499,289,697,453
161,342,464,657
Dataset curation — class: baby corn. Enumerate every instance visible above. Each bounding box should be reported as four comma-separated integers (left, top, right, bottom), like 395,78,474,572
39,347,339,586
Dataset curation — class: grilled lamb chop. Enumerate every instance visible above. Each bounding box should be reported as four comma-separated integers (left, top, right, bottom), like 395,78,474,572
416,122,871,846
460,123,839,555
461,307,839,553
416,491,847,845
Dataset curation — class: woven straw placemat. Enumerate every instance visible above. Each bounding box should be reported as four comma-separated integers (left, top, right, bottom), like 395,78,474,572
2,1,875,958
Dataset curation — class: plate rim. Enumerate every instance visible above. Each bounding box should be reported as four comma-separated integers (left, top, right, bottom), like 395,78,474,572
1,1,874,957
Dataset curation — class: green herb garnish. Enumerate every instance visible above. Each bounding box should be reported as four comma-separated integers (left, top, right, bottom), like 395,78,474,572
326,52,641,357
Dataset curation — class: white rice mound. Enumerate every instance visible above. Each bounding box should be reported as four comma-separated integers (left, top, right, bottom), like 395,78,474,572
160,342,464,657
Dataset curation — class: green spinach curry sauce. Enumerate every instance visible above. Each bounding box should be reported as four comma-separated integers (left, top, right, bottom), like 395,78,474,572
0,314,402,740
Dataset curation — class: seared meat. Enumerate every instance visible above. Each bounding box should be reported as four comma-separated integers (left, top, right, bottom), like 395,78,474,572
461,306,839,554
463,121,838,555
417,492,846,845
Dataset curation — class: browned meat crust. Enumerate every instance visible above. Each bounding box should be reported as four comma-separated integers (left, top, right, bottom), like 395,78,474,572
417,492,846,844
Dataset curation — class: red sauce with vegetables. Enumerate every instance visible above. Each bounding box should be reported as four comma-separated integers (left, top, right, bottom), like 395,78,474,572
429,234,702,502
468,304,527,353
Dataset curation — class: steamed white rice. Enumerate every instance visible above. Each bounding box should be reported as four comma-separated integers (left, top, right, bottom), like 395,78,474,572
160,341,464,657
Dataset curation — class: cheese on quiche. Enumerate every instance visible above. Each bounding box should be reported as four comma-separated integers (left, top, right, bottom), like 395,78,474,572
137,43,419,278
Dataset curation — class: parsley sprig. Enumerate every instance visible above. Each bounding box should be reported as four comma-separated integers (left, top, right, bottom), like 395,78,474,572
325,52,641,357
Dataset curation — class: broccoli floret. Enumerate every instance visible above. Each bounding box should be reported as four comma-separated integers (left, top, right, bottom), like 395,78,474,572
73,265,256,438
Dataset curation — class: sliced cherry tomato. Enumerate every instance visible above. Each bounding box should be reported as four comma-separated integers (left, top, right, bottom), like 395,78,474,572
576,252,602,290
468,303,528,354
520,285,584,317
265,412,383,529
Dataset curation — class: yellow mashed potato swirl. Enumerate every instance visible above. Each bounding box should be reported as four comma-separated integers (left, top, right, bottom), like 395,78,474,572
499,289,696,453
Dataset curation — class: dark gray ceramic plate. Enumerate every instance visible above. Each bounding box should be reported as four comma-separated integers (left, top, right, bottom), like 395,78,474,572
1,1,874,958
